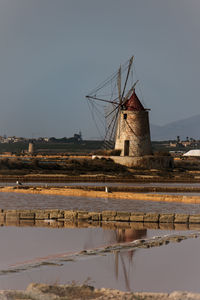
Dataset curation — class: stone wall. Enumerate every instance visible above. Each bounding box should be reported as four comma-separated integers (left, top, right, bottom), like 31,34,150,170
1,209,200,226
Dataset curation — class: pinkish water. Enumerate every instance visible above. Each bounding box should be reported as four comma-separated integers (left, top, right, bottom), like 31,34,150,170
0,192,200,214
0,185,199,292
0,225,199,293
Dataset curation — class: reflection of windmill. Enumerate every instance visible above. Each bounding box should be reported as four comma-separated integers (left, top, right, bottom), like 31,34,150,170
86,56,152,156
114,228,147,291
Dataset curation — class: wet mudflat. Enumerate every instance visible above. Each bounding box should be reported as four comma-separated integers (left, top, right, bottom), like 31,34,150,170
1,192,200,214
0,224,199,293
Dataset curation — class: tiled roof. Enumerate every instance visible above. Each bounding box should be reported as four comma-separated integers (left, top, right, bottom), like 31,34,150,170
124,90,145,111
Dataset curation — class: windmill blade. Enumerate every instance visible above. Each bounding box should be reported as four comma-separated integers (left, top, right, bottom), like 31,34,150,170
105,102,121,119
105,105,120,142
117,66,122,105
122,80,139,106
121,56,134,100
86,95,118,105
109,108,120,142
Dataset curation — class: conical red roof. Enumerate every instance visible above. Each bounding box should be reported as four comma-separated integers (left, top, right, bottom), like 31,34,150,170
124,90,145,111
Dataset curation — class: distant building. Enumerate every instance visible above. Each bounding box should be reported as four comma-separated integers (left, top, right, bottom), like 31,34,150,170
183,150,200,157
28,142,34,154
73,131,82,143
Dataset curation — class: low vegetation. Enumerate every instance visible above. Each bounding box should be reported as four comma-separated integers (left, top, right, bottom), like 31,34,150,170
175,157,200,171
0,157,129,175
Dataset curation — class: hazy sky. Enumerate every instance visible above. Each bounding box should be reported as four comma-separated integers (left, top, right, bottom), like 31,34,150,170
0,0,200,138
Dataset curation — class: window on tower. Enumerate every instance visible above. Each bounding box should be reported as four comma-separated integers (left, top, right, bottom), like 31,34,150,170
123,114,127,120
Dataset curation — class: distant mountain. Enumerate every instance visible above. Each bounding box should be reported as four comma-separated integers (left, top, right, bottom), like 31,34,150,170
150,114,200,141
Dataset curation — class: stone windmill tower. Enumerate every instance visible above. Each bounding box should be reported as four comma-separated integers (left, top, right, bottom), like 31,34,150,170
115,88,152,157
86,56,152,157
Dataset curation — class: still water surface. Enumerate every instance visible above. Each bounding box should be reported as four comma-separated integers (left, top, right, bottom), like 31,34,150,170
0,192,200,214
0,225,199,293
0,186,199,292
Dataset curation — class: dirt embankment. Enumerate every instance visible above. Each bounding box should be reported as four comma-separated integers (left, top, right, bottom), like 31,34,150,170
0,283,200,299
1,185,200,204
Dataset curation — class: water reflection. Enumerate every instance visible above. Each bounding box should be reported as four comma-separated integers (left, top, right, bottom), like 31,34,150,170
111,229,147,291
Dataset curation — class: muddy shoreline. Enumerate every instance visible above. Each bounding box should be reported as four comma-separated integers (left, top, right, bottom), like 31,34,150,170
2,185,200,204
1,283,200,299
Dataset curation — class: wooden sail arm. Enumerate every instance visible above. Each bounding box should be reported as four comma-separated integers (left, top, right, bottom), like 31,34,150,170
86,95,119,105
121,56,134,100
117,66,122,105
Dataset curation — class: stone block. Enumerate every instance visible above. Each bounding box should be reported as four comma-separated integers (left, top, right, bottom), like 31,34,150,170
174,214,189,223
64,210,77,220
0,212,6,222
18,209,32,213
88,212,101,221
5,209,19,214
115,212,130,222
77,211,90,220
35,210,49,220
144,213,159,223
130,213,144,222
189,215,200,224
6,211,20,220
102,211,116,221
159,214,174,223
20,212,35,220
49,210,64,219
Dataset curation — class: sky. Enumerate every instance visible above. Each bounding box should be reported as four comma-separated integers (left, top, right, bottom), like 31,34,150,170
0,0,200,139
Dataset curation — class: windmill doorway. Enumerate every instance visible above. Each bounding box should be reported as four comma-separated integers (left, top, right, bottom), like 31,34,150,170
124,140,130,156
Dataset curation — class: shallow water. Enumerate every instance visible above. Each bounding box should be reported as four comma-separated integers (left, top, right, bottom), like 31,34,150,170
0,225,199,293
2,181,200,188
39,237,200,293
0,192,200,214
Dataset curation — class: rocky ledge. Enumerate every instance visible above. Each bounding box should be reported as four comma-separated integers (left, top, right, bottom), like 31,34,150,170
1,283,200,300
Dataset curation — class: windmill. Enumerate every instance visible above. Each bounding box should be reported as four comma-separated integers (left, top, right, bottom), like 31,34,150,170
86,56,152,157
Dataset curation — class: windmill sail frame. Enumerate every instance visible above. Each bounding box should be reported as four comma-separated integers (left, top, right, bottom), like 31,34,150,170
86,56,144,149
